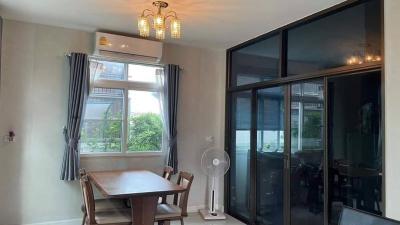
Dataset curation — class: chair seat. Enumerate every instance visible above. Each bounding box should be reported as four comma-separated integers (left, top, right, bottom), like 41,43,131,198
94,209,132,225
155,204,182,220
81,199,127,213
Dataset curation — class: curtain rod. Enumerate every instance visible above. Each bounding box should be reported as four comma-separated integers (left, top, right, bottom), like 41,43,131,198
64,53,184,71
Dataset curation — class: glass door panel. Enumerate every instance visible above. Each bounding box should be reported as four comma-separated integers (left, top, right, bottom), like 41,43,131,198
327,72,382,225
256,86,285,225
229,91,252,220
290,80,325,225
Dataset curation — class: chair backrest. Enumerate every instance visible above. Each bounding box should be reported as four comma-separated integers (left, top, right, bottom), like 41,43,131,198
79,168,88,215
162,166,174,181
80,174,96,224
339,206,400,225
80,168,87,177
160,166,175,204
173,171,194,217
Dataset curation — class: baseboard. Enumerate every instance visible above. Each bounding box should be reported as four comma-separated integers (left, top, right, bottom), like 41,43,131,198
187,204,206,213
22,205,225,225
187,204,225,213
23,218,82,225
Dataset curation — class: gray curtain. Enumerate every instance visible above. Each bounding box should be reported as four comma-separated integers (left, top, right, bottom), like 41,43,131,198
163,64,180,174
60,53,90,181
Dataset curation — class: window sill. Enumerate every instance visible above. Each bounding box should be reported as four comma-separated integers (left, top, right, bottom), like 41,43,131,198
80,151,164,158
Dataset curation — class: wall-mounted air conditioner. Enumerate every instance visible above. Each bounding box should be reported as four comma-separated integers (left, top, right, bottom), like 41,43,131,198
93,32,163,63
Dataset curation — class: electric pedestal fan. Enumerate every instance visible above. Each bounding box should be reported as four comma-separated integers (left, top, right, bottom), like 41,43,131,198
199,148,230,220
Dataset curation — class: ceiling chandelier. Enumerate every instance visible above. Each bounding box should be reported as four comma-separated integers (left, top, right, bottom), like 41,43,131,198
138,1,181,40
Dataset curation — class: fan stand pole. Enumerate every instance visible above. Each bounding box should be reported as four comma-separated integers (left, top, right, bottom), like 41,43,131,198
211,176,216,215
200,175,226,220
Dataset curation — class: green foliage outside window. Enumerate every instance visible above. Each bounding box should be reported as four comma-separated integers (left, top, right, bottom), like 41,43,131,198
303,111,322,139
80,112,162,152
128,113,163,151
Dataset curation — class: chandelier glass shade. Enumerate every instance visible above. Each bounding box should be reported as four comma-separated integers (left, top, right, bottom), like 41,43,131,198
138,1,181,40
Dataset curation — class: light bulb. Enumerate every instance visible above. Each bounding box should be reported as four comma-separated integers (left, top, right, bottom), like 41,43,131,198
347,56,357,65
155,28,165,40
153,13,165,30
170,18,181,39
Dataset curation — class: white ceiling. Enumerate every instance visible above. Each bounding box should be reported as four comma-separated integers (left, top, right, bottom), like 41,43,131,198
0,0,345,49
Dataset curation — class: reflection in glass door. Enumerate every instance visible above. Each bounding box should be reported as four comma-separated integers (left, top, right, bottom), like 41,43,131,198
256,86,285,225
327,72,382,225
290,80,325,225
227,73,382,225
229,91,252,220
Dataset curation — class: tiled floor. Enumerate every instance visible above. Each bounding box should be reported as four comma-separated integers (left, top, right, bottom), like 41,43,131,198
170,213,245,225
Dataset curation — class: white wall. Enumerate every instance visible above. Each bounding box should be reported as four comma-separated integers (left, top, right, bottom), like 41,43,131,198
384,0,400,220
162,43,226,211
0,20,92,225
0,20,226,225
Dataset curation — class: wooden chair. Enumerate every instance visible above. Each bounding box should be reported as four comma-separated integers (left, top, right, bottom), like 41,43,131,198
79,171,131,225
159,166,174,204
80,169,128,225
155,171,194,225
162,166,174,180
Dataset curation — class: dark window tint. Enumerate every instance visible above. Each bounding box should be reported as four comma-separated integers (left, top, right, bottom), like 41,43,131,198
328,72,382,225
256,86,284,225
229,91,252,220
287,0,381,75
231,35,280,86
290,80,324,225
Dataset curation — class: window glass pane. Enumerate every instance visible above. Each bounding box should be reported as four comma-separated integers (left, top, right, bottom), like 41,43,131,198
80,88,124,153
231,35,280,87
290,80,324,225
127,90,163,152
287,0,381,75
256,86,284,225
229,91,252,221
328,72,382,225
95,61,125,80
128,64,162,83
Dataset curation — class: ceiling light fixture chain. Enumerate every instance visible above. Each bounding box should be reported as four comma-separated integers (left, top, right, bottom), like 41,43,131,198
138,1,181,40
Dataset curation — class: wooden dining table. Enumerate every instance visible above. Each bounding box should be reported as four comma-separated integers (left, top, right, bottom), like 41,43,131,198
88,170,185,225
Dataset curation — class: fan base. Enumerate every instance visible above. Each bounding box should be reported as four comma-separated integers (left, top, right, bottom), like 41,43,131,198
199,209,226,220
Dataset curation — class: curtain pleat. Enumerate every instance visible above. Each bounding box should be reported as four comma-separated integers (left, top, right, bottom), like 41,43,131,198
163,64,180,174
60,53,90,181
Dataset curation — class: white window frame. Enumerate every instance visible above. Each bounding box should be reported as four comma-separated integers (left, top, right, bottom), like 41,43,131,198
81,59,165,157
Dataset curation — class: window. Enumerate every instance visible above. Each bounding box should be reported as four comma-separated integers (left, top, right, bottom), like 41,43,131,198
230,34,280,87
287,0,382,75
80,59,164,155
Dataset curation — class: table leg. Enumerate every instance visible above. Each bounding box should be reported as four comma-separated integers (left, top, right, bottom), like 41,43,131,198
130,196,158,225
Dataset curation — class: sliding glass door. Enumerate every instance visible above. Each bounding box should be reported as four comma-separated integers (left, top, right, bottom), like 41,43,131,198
228,91,252,220
290,80,325,225
327,72,382,225
227,72,382,225
256,86,285,225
